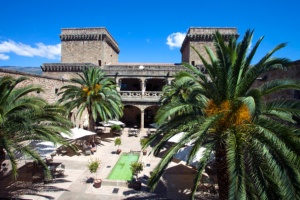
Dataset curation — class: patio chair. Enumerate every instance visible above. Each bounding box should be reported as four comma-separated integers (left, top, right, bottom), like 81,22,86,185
84,149,91,156
135,129,140,137
55,164,65,175
95,137,101,145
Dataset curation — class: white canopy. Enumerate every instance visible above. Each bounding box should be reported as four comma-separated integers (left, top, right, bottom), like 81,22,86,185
174,146,207,167
28,141,62,159
168,132,194,145
60,127,96,140
99,120,125,127
168,132,186,143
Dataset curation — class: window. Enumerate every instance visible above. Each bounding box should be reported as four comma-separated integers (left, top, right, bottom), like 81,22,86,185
98,60,101,66
191,61,195,66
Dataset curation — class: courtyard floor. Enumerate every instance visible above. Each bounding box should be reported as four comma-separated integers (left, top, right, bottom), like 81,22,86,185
0,128,218,200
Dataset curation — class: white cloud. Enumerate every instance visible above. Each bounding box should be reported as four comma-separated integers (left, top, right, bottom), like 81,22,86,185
0,40,61,60
166,32,186,49
0,53,9,60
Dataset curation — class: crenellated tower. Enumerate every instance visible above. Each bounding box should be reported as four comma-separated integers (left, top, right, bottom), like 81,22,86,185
180,27,238,66
60,28,120,66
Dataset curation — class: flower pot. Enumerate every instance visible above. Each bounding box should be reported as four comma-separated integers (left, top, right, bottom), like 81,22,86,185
93,179,102,188
116,149,122,154
143,150,147,155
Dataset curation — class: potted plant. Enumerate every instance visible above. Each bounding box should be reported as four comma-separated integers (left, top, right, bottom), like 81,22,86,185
110,124,122,134
140,138,148,155
130,161,144,190
114,137,122,154
86,158,101,188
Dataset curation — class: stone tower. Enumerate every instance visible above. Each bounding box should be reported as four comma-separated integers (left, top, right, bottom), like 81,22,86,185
180,27,238,66
60,28,120,66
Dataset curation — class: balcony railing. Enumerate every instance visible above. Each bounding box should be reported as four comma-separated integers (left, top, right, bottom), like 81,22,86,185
119,91,162,101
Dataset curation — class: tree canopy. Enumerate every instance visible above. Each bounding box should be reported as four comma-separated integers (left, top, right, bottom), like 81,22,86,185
58,67,123,132
145,30,300,199
0,76,72,179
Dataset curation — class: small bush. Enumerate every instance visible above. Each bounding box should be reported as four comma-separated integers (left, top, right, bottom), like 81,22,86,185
87,158,101,174
130,161,144,178
140,138,148,148
111,124,121,131
114,137,122,148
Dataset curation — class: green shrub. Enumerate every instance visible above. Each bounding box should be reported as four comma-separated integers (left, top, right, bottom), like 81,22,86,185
140,138,148,148
130,161,144,178
114,137,122,148
111,124,121,131
87,159,101,180
87,158,101,174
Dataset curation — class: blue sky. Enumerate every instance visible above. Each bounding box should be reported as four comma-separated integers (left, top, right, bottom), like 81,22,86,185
0,0,299,67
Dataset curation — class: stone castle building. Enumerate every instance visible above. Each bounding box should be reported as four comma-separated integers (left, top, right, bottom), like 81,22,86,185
0,27,299,129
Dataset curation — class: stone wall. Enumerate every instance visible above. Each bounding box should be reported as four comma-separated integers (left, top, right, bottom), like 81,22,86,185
0,68,86,127
188,40,215,66
252,61,300,101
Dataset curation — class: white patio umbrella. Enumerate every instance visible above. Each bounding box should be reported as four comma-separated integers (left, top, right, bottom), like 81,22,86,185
60,127,96,140
28,141,62,159
174,146,207,168
99,120,125,127
108,120,125,127
83,115,89,129
168,132,195,145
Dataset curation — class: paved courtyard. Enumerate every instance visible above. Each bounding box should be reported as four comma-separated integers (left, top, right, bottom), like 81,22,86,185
0,128,174,199
0,128,218,200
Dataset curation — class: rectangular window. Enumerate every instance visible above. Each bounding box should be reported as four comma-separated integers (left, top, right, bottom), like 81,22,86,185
98,60,102,66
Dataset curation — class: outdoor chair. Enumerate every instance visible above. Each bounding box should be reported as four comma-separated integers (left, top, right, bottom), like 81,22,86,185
95,137,101,145
135,129,140,137
55,164,65,177
84,149,91,156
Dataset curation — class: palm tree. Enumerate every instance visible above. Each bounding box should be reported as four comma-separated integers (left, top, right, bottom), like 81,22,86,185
58,67,123,132
0,76,72,179
145,30,300,199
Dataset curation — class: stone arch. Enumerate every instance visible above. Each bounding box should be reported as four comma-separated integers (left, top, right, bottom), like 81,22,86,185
145,78,166,91
144,105,160,128
119,78,142,91
120,105,142,128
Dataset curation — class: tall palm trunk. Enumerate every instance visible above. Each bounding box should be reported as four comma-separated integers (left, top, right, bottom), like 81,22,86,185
88,107,96,132
216,142,229,200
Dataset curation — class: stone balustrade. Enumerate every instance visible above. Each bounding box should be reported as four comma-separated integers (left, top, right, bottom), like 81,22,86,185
119,91,162,99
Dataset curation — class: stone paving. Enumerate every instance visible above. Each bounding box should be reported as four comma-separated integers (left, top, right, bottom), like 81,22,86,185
0,128,219,200
0,128,172,199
